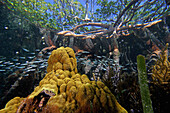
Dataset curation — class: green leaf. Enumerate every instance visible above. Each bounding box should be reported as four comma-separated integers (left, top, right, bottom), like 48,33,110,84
137,55,154,113
96,9,100,12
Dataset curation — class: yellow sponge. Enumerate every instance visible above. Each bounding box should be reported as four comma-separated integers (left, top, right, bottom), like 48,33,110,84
0,47,127,113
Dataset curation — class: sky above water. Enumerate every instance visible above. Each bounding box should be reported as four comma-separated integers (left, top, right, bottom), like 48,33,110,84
44,0,86,6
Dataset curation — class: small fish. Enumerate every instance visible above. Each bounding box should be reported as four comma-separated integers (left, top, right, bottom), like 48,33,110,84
11,58,19,62
82,51,90,54
47,52,51,55
122,68,128,71
35,49,40,52
25,69,36,73
39,65,46,69
25,66,33,70
5,67,11,70
102,56,106,58
79,58,85,60
19,57,26,60
42,59,48,62
23,74,29,77
80,62,85,65
22,48,30,52
37,53,43,57
36,58,43,61
3,61,10,65
32,60,43,64
30,64,37,68
44,55,50,59
15,63,21,66
40,63,47,67
21,63,28,66
8,65,15,68
0,64,5,67
0,69,5,72
96,56,102,59
30,52,35,55
17,66,25,69
28,56,35,59
0,57,6,60
8,62,14,65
